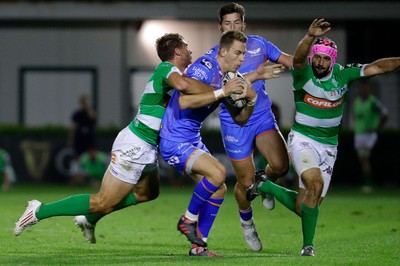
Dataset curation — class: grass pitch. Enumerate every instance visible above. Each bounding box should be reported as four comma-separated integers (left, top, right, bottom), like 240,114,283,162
1,183,399,265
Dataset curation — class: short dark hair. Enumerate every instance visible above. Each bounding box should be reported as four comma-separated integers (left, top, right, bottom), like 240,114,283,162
219,30,247,51
156,33,185,61
218,2,245,24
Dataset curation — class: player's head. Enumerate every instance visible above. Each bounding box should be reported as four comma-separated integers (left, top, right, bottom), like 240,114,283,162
218,30,247,72
218,3,246,33
309,37,337,77
156,33,192,65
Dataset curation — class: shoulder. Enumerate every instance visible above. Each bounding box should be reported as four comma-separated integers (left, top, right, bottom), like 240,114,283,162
247,35,277,48
187,55,218,80
154,61,182,79
334,63,363,81
247,35,267,42
205,44,219,57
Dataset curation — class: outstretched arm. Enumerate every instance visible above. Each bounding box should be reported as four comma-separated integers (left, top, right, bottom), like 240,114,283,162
244,60,286,82
293,18,331,70
364,57,400,77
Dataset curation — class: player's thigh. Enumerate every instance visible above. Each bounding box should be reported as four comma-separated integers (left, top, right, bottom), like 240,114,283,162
256,129,289,169
134,163,160,202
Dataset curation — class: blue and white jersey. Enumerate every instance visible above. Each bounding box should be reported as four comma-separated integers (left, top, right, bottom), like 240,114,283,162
206,35,282,125
159,54,222,143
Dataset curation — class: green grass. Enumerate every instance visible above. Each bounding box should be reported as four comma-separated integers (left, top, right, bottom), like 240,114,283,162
1,184,399,265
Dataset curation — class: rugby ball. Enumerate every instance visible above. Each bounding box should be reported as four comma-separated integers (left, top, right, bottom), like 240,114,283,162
221,71,247,108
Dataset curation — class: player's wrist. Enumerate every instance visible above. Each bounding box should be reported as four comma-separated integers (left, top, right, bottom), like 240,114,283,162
213,89,225,100
246,95,258,107
306,32,316,38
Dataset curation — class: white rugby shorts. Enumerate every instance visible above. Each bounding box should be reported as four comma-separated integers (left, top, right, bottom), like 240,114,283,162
108,127,158,184
287,131,337,197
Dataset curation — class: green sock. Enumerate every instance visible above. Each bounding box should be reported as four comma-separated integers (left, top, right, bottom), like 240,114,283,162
36,194,91,220
301,203,319,248
258,180,298,213
86,192,137,224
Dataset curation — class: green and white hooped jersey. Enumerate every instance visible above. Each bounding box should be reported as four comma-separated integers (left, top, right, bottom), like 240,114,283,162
291,63,364,145
129,61,181,146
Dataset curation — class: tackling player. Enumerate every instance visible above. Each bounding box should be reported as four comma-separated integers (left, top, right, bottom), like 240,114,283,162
13,33,244,243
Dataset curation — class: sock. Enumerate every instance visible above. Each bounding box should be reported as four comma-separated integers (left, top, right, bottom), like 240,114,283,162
36,194,91,219
258,180,298,213
85,192,137,224
187,177,219,217
198,197,224,241
239,206,253,222
301,202,320,248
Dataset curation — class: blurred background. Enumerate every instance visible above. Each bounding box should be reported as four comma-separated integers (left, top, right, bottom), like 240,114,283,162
0,0,399,188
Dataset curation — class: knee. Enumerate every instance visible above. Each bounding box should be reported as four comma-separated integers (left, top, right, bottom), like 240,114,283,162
306,175,324,195
269,161,289,177
314,177,324,193
236,174,254,190
208,163,226,186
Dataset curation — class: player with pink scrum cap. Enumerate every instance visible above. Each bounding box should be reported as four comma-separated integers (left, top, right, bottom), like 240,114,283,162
247,18,400,256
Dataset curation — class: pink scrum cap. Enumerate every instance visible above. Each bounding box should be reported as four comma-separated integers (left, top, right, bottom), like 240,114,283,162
309,37,338,71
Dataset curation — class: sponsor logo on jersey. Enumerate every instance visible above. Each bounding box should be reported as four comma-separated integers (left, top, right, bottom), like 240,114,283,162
177,142,190,150
109,166,119,177
122,147,142,158
191,66,208,80
167,156,179,166
200,58,213,69
304,94,344,109
247,48,261,56
224,135,239,142
329,86,346,96
226,148,242,154
111,153,116,163
323,165,333,175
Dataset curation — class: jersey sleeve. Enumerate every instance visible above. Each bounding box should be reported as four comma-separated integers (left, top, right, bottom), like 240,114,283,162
341,63,365,84
158,62,182,81
291,65,313,90
256,35,282,63
205,44,219,57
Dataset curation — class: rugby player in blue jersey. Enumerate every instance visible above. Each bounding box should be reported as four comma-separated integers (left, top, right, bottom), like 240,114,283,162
160,30,283,256
206,3,293,251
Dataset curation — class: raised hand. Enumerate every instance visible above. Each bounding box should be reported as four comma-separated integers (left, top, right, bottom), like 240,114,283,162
308,18,331,37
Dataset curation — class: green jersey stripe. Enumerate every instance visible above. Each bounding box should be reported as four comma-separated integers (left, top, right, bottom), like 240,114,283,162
136,114,162,131
128,61,181,146
292,121,339,145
